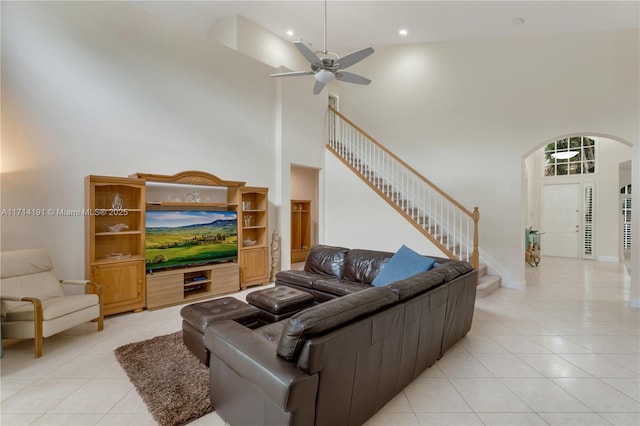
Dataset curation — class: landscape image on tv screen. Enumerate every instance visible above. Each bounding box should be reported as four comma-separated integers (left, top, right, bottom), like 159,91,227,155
145,210,237,270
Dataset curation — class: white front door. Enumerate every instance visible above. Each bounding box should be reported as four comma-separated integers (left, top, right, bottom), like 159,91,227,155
542,183,580,258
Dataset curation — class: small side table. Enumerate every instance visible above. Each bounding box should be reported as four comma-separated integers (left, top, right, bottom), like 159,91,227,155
525,230,544,267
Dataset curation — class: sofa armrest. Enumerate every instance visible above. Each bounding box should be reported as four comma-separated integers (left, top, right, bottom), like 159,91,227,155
204,320,318,411
60,279,102,296
60,279,90,285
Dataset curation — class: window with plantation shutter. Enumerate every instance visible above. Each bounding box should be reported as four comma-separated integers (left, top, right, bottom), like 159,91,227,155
621,184,632,252
583,184,594,259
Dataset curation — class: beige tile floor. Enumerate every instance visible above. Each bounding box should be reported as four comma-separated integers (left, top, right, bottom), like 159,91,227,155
1,257,638,425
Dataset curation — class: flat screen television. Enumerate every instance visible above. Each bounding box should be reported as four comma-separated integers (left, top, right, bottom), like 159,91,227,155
145,210,238,271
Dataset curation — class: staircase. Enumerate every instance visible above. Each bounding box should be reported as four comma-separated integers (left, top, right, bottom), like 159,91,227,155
476,264,501,298
327,106,500,297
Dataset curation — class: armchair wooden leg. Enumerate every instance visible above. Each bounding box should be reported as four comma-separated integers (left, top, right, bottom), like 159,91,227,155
34,332,43,359
34,305,43,358
23,297,44,358
95,282,104,332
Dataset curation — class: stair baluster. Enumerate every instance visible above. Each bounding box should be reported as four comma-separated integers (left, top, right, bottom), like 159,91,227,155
327,106,480,269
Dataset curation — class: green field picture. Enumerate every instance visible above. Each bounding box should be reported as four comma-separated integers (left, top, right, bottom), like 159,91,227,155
145,210,237,270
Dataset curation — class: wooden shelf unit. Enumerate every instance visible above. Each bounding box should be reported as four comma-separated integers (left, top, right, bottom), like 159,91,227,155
291,200,312,263
146,202,235,209
228,186,270,288
146,262,239,310
130,171,248,307
86,171,269,311
132,170,269,294
85,175,146,315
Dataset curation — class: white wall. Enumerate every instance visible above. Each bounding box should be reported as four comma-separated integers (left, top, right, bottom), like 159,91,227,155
332,29,639,288
324,152,440,256
274,77,327,267
0,1,318,278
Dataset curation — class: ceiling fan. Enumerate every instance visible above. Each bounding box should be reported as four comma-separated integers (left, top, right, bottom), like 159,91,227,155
270,0,374,95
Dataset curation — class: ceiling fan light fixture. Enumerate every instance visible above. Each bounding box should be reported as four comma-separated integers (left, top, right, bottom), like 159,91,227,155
551,151,580,160
315,69,335,83
270,0,373,94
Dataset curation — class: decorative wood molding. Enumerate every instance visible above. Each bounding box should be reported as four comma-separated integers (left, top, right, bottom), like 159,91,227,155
131,171,246,188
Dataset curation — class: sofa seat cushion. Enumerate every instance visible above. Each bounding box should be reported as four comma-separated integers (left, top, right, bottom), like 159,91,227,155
342,249,393,284
5,294,99,321
180,297,260,334
247,287,315,316
372,245,436,287
275,270,326,289
304,245,349,277
277,287,398,361
312,278,370,297
387,271,444,301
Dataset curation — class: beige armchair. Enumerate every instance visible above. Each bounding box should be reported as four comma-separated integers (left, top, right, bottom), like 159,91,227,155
1,248,103,358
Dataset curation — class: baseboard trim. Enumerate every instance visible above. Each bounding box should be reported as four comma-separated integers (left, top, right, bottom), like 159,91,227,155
597,256,621,262
502,280,524,290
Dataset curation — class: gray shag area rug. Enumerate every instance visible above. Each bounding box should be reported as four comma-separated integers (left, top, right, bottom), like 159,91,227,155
114,331,213,426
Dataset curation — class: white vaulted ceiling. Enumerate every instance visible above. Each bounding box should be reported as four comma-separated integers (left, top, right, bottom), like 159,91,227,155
132,1,639,55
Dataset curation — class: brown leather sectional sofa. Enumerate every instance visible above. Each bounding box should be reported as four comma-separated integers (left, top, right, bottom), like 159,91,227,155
204,245,477,426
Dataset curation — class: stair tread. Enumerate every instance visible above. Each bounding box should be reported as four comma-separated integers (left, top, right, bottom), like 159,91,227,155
476,274,500,298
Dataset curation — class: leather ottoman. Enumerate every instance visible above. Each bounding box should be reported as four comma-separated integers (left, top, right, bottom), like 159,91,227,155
181,297,260,365
246,286,315,325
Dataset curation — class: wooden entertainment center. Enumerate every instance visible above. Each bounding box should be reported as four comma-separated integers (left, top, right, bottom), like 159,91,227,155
145,262,240,310
85,171,269,314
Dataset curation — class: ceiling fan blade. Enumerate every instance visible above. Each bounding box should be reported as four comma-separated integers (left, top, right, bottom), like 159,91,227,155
294,41,322,68
335,71,371,85
313,80,326,95
336,47,374,70
270,70,314,78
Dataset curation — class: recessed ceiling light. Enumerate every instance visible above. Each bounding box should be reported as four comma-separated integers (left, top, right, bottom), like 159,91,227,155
399,29,408,36
286,30,294,37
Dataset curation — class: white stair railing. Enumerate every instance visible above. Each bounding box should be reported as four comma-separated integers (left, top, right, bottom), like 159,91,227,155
327,106,479,268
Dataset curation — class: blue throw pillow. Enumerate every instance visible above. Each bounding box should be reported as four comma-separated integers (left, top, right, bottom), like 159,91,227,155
372,245,436,287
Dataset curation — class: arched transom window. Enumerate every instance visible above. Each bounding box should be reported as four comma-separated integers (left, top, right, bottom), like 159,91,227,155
544,136,597,177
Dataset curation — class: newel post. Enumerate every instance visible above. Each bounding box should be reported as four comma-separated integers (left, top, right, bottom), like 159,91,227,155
472,207,480,269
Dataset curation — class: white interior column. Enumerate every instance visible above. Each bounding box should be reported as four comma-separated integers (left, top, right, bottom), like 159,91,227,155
630,142,639,308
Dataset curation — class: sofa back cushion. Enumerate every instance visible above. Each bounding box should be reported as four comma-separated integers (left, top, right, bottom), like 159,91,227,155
431,260,473,281
304,245,349,277
372,245,436,287
276,286,398,361
1,248,54,279
387,270,444,301
342,249,393,284
0,249,64,301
